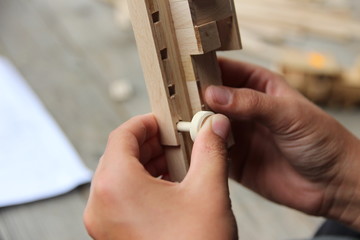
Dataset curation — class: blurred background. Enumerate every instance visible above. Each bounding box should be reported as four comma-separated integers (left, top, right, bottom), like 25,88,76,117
0,0,359,239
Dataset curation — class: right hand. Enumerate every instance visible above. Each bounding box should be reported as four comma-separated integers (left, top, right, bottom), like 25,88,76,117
205,58,360,228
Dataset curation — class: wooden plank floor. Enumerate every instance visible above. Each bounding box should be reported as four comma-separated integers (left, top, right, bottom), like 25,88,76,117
0,0,359,239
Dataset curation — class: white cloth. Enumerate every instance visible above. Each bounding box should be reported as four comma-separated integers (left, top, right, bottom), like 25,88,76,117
0,56,92,207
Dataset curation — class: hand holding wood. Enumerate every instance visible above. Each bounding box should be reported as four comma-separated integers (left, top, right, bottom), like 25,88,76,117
84,114,238,240
205,58,360,229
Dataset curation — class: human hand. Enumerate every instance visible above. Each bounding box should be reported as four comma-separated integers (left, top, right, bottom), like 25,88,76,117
84,114,238,240
205,58,360,228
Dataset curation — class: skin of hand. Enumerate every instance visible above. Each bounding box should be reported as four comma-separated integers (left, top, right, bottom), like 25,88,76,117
205,58,360,229
83,114,238,240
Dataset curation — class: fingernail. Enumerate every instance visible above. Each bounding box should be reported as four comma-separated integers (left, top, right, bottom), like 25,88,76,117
211,114,230,140
208,86,231,105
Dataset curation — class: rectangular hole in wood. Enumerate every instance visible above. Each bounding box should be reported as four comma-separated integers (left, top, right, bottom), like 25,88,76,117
196,80,206,109
160,48,168,60
152,11,160,23
168,84,176,98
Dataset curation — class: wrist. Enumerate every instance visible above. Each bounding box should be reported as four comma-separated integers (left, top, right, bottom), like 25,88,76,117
324,137,360,230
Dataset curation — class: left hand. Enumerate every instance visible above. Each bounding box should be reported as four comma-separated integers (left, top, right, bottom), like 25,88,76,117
83,114,237,240
204,59,360,227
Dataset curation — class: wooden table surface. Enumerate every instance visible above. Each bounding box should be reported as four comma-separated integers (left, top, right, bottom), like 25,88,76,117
0,0,359,239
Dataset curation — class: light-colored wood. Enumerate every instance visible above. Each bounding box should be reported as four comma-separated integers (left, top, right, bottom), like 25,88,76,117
343,58,360,87
128,0,183,146
129,0,241,180
279,50,342,104
169,0,241,55
170,0,241,117
128,0,196,181
234,0,360,41
278,50,360,106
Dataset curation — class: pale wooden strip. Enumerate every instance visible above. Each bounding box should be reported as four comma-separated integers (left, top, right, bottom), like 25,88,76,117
128,0,180,146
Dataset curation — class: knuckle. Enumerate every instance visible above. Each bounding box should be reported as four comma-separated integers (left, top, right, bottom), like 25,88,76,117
83,208,97,238
83,215,104,240
235,90,262,115
264,70,280,82
108,127,121,142
107,115,144,142
91,175,117,204
252,66,279,83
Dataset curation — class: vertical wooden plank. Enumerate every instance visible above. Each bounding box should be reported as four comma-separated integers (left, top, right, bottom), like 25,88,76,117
128,0,195,181
128,0,179,146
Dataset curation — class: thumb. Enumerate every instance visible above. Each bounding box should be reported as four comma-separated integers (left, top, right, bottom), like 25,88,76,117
205,85,290,129
183,114,230,188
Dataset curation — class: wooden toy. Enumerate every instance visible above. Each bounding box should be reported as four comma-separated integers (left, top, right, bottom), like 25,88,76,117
128,0,241,181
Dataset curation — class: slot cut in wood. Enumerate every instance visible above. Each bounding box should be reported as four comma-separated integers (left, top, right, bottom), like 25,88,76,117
168,84,176,97
152,11,160,23
160,48,168,60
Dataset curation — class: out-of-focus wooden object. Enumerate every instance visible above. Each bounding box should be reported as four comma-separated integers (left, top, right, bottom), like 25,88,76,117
333,58,360,107
128,0,241,181
279,51,360,107
279,50,341,103
234,0,360,41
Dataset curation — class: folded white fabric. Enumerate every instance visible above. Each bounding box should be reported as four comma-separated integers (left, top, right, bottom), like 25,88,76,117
0,56,92,207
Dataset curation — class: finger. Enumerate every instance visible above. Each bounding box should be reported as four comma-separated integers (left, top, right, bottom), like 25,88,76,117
183,114,230,189
89,115,160,205
103,114,159,166
140,136,163,165
145,155,168,178
205,86,291,129
218,57,285,93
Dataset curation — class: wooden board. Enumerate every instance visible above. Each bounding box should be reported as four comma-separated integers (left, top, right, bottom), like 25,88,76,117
128,0,193,181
